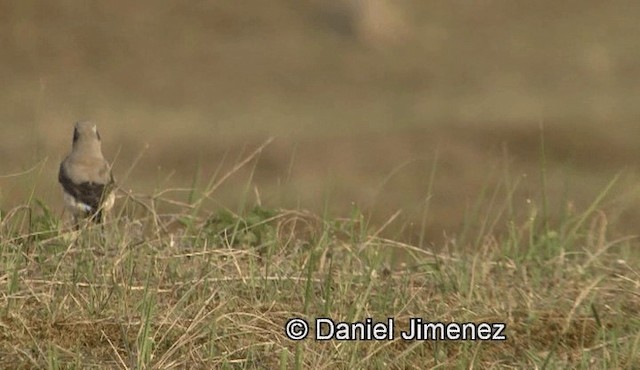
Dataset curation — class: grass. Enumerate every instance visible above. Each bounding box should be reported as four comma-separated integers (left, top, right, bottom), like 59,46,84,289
3,2,640,367
1,145,639,369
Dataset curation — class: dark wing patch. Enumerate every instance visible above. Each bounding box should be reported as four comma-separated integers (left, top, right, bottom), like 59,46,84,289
58,163,110,215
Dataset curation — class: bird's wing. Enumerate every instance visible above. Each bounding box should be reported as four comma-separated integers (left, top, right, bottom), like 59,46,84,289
58,162,112,212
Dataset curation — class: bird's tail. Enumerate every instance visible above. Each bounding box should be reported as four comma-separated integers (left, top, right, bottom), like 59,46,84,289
90,209,104,223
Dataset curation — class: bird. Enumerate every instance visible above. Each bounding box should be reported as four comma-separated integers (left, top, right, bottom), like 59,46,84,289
58,121,115,225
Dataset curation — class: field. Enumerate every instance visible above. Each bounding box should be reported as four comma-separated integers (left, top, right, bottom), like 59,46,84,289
1,1,640,369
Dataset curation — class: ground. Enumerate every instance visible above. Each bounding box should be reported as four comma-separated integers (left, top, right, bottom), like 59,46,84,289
1,2,639,368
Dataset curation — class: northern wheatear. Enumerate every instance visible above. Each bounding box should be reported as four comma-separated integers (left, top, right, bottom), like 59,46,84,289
58,121,115,224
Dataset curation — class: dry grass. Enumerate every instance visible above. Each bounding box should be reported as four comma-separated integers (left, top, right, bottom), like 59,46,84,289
2,2,640,368
1,146,639,369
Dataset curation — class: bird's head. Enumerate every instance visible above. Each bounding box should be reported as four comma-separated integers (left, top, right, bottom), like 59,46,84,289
71,120,103,155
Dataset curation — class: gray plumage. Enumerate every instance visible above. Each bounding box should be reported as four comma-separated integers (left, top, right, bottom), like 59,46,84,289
59,121,115,223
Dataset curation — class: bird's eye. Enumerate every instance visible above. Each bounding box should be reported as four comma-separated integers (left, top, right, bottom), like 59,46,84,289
73,128,79,143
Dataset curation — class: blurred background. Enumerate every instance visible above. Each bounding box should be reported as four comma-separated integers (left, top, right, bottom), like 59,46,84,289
2,1,640,244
